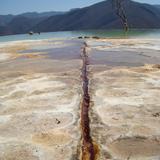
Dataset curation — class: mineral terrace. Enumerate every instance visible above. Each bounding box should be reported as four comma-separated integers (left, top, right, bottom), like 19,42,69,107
0,38,160,160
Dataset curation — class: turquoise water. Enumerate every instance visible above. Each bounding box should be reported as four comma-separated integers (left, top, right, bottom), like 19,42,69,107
0,29,160,42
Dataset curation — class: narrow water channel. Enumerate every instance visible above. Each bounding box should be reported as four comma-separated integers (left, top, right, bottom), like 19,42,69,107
80,42,98,160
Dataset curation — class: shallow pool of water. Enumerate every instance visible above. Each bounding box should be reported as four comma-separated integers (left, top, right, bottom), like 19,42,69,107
0,29,160,42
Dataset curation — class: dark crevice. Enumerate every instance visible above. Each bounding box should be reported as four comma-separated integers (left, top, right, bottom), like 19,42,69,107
80,42,98,160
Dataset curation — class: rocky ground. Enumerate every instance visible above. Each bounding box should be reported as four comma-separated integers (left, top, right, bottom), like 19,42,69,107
0,39,82,160
0,38,160,160
88,39,160,160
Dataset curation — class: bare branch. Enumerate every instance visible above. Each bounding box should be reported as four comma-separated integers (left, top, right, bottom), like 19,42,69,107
112,0,129,32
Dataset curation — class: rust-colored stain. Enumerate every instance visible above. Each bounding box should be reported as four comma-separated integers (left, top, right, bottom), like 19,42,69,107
81,42,99,160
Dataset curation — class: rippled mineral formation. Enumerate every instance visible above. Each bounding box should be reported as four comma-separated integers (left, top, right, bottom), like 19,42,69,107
0,38,160,160
0,39,82,160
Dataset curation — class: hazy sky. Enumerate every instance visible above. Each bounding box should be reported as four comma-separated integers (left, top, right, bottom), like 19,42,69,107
0,0,160,15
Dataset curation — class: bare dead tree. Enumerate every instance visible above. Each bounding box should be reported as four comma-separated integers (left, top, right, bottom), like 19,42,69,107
112,0,129,32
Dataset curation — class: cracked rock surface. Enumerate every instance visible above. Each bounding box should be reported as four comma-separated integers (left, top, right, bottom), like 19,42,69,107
0,38,160,160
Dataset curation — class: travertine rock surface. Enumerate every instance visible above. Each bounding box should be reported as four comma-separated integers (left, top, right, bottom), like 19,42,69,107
0,38,160,160
0,39,82,160
88,39,160,160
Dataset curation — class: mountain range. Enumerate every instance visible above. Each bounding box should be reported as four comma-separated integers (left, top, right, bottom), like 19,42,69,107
1,0,160,36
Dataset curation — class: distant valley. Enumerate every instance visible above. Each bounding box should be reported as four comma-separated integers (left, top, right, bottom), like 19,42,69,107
1,0,160,36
